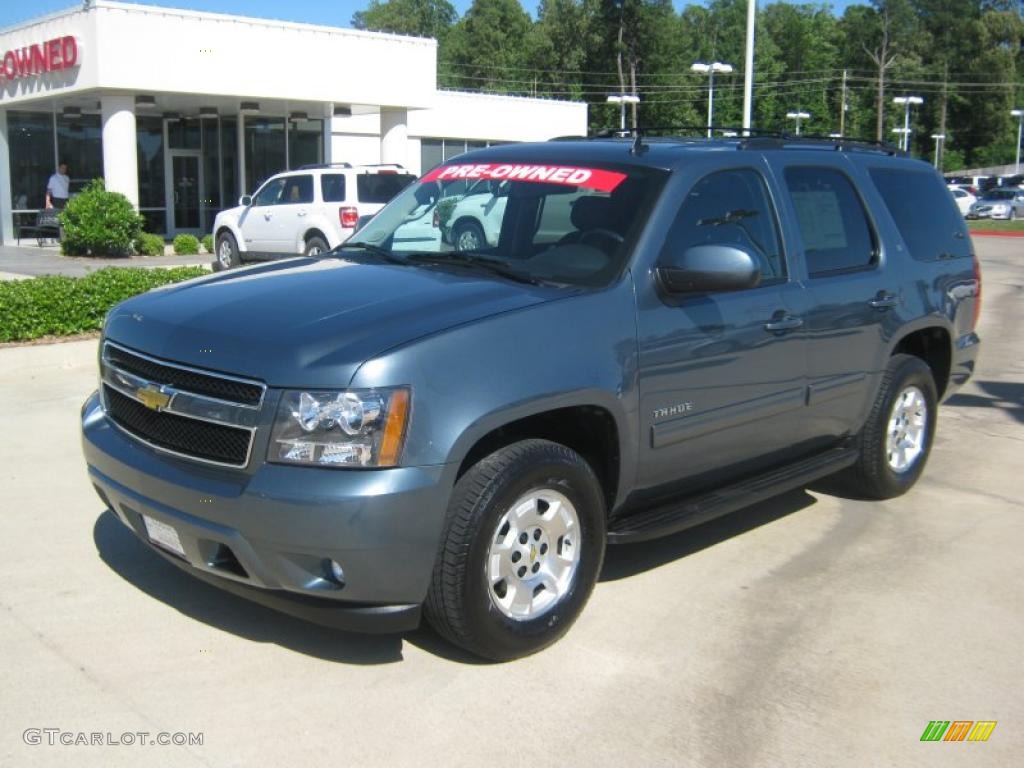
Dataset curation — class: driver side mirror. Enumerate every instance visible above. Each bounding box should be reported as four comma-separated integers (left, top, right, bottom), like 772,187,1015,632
239,195,252,207
657,244,762,294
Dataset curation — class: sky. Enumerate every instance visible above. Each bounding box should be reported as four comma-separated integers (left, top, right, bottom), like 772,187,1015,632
1,0,862,34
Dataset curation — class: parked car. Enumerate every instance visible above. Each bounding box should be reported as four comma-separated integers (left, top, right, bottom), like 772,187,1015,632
212,163,415,269
948,186,976,216
966,187,1024,219
82,136,980,660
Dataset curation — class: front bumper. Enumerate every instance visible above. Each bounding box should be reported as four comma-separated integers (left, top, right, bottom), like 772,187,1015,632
81,392,452,633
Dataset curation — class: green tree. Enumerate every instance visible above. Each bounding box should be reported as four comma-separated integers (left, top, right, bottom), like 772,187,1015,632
442,0,533,91
351,0,457,41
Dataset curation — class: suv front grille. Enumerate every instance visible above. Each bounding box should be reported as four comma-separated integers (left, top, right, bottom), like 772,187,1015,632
104,344,264,406
100,342,264,468
103,386,252,466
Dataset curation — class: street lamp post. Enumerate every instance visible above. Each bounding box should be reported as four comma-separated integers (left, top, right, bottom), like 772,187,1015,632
785,111,810,136
606,93,641,133
892,95,923,152
1012,109,1023,173
931,133,945,169
692,61,733,138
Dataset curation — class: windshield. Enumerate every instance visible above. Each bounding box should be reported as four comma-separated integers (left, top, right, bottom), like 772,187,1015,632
982,189,1015,200
346,161,662,287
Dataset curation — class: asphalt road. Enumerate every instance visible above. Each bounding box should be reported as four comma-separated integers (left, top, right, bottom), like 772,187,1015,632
0,243,211,278
1,238,1021,767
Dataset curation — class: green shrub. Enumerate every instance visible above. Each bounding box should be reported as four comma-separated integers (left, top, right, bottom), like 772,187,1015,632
201,234,214,254
173,234,200,255
59,179,143,257
0,266,208,342
135,233,165,257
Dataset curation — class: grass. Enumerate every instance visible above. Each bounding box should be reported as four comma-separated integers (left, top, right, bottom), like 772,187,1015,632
966,218,1024,233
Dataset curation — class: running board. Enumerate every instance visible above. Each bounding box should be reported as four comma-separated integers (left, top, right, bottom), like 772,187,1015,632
607,444,859,544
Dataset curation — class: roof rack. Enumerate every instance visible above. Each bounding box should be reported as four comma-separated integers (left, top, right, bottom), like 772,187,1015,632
572,125,904,156
296,162,352,170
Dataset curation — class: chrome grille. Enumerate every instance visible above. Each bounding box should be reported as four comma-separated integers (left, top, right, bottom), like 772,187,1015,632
100,342,265,468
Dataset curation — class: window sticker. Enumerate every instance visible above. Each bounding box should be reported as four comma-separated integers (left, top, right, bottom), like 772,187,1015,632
790,190,848,250
420,163,627,193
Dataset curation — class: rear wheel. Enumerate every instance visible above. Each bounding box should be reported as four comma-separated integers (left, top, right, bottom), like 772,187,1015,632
215,232,240,270
304,235,329,257
452,220,485,252
847,353,937,499
425,439,606,661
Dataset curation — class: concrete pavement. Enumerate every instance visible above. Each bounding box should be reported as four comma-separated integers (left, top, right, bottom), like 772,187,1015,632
1,239,1021,767
0,242,211,277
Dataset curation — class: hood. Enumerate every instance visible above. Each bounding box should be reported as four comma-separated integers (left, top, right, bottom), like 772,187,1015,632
104,258,560,388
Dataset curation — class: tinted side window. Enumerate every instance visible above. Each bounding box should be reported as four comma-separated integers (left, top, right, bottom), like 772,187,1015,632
279,175,313,204
252,178,285,207
357,173,417,203
870,168,970,261
321,174,346,203
784,167,877,276
665,168,787,282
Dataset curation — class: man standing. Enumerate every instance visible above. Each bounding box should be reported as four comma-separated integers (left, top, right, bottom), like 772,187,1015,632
46,162,70,209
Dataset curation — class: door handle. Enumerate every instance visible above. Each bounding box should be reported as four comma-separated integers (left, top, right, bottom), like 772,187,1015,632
764,315,804,333
263,213,272,221
868,293,900,309
297,210,307,217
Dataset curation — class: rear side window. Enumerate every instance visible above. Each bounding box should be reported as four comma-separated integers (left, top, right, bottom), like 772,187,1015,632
869,168,970,261
784,166,877,276
279,175,313,204
357,173,416,203
321,174,346,203
666,168,787,282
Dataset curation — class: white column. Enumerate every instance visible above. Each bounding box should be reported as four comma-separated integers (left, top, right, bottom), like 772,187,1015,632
237,115,247,195
101,95,138,207
323,103,333,166
0,110,12,244
380,109,408,168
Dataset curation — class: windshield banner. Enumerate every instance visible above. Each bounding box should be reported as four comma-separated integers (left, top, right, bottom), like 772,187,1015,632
421,163,627,192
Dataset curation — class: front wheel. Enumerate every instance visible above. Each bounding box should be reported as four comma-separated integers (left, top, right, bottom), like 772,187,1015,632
424,439,606,661
846,353,938,499
215,232,240,270
452,220,485,252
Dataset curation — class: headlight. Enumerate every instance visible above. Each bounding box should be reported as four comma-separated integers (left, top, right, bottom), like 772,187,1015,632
269,387,410,468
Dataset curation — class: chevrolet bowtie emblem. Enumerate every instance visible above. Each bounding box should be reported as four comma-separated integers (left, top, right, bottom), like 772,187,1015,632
136,386,171,411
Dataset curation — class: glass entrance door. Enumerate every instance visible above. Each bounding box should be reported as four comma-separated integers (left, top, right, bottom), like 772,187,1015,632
166,151,203,234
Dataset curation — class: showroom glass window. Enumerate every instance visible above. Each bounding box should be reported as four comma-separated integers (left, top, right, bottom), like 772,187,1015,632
7,111,54,215
288,118,323,170
136,116,166,234
56,111,103,194
245,117,286,193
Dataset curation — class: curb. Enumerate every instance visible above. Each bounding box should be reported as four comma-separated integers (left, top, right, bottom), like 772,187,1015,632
969,230,1024,238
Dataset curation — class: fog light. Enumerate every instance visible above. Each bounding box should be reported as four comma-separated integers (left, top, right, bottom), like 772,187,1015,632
328,559,345,585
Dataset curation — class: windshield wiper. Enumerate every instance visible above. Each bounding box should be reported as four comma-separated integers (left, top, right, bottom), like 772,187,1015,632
333,242,408,264
403,252,544,285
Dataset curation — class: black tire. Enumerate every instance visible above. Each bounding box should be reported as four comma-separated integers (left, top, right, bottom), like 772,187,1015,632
452,220,485,252
425,439,606,661
304,235,329,257
215,232,240,270
847,353,938,499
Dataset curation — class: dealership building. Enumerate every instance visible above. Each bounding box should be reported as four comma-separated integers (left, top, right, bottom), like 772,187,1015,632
0,0,586,242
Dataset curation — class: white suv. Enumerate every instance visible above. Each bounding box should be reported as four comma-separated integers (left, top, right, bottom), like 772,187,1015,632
212,164,415,269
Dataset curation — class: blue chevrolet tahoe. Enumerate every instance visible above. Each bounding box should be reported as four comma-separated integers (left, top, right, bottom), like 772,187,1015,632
81,135,981,660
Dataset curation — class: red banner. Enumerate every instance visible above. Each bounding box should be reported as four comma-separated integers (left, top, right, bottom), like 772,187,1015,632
421,163,627,192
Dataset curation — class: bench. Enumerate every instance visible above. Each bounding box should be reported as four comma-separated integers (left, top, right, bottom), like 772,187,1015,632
17,210,62,246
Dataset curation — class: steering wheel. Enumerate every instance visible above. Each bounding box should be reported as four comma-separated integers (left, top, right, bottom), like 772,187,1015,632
578,228,625,246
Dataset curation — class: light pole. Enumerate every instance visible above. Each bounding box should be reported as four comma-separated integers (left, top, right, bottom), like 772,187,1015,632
742,0,756,134
1012,109,1023,173
692,61,733,138
931,133,945,169
606,93,640,133
892,95,923,152
892,127,910,151
786,111,810,136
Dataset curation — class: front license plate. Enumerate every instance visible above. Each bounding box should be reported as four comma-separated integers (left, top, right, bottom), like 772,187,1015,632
142,515,185,557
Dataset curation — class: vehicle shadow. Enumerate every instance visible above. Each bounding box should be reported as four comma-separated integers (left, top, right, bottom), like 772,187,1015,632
93,509,411,664
600,488,817,582
945,380,1024,424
